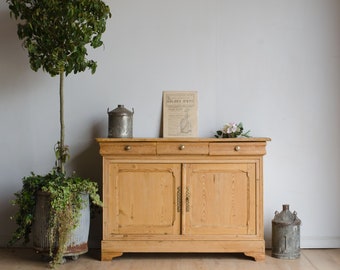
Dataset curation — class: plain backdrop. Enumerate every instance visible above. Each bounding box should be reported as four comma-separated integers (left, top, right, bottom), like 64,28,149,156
0,0,339,248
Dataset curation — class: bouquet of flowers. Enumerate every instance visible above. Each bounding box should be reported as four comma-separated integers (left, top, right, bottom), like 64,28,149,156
215,122,251,138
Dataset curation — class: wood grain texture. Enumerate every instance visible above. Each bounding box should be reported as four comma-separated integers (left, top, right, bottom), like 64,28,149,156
98,138,269,261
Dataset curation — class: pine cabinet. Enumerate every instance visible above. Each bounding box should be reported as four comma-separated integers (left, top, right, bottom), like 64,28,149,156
97,138,270,261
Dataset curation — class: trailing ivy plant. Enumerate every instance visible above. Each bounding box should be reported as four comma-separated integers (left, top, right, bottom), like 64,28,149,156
42,171,103,266
9,172,51,246
9,170,103,267
6,0,111,267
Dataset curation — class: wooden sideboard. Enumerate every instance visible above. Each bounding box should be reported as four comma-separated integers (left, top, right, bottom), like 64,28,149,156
97,138,270,261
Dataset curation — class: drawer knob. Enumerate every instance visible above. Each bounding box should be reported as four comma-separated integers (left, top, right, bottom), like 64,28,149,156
179,144,185,150
234,145,241,151
124,145,131,151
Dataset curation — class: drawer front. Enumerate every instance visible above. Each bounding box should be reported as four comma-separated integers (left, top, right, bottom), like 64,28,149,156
209,142,267,156
157,142,209,155
99,142,156,155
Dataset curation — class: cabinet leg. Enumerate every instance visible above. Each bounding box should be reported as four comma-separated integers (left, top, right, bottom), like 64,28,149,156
101,252,123,261
244,252,265,261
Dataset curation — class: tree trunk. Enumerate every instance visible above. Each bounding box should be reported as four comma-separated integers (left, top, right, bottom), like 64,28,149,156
59,71,65,174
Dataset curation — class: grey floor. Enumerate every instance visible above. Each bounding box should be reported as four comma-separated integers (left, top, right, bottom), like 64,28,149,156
1,248,340,270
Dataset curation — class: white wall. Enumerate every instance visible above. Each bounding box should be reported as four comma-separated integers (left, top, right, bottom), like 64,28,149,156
0,0,339,249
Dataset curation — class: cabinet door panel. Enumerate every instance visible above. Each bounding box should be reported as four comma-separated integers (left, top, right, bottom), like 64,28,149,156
108,163,181,236
183,163,256,235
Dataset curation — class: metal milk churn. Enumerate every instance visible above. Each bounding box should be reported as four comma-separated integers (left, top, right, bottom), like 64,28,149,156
272,204,301,259
107,105,134,138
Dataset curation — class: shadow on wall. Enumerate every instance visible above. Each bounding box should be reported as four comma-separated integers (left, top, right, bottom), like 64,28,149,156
67,120,106,248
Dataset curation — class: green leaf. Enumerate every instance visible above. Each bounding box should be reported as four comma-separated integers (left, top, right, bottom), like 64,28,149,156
6,0,111,76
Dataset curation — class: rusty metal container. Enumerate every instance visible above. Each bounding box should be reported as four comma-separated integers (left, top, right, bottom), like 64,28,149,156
33,192,90,261
107,105,134,138
272,204,301,259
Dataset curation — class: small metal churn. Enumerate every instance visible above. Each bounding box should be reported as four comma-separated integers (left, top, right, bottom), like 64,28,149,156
272,204,301,259
107,105,134,138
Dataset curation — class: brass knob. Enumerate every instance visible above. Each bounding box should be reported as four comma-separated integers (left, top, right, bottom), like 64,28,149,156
124,145,131,151
179,144,185,150
234,145,241,151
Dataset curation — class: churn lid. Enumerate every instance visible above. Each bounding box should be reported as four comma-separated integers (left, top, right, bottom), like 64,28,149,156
107,105,134,116
272,204,301,226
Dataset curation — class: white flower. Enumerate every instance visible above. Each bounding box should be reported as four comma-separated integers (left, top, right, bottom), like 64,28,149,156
216,122,250,138
223,122,238,134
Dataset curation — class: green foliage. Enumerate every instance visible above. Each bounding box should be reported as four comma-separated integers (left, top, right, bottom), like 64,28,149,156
43,171,102,266
7,0,111,76
6,0,111,173
9,172,51,246
6,1,109,266
54,141,70,172
9,170,102,267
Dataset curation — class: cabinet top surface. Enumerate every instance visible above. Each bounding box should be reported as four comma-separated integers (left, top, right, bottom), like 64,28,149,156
97,137,271,143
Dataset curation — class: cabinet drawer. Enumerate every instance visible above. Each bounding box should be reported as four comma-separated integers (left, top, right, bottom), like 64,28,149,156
209,142,266,156
99,142,156,155
157,142,209,155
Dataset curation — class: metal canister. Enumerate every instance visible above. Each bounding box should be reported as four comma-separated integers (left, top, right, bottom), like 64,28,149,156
107,105,134,138
272,204,301,259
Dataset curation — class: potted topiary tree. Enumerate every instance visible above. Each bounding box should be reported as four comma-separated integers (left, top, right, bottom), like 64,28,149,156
6,0,111,267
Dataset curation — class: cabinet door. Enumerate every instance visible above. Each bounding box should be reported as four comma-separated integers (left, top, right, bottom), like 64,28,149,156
183,163,256,235
106,163,181,236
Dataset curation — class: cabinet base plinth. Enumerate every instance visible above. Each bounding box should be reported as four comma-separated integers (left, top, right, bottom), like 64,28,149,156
101,252,123,261
244,252,266,261
101,240,265,261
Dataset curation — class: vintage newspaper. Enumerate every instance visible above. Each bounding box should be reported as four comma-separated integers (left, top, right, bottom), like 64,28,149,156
162,91,198,137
